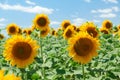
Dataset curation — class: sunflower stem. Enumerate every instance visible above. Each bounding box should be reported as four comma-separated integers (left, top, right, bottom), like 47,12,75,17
82,64,85,80
40,32,45,80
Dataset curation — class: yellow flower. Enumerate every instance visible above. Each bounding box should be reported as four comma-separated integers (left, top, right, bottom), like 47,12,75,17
18,28,22,34
33,14,50,31
100,28,109,34
61,20,71,30
6,23,19,35
51,29,57,36
0,70,4,80
22,29,27,34
26,29,32,35
3,35,39,68
80,22,98,38
102,20,112,29
117,24,120,30
4,74,21,80
0,34,4,40
40,26,50,37
68,32,99,64
76,27,81,32
63,25,75,39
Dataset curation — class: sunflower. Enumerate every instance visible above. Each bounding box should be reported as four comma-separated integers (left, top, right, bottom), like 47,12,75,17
76,27,81,32
0,34,4,40
61,20,71,30
51,29,57,36
0,70,4,80
80,22,98,38
33,14,50,31
63,25,75,39
18,28,22,34
6,23,19,35
68,32,99,64
22,29,27,34
3,35,39,68
26,29,32,35
100,28,109,34
117,24,120,30
4,74,21,80
102,20,112,29
40,26,50,37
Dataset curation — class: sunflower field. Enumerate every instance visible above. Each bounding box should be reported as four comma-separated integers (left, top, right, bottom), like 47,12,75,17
0,14,120,80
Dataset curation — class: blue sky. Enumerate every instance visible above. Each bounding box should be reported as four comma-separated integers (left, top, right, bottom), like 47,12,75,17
0,0,120,32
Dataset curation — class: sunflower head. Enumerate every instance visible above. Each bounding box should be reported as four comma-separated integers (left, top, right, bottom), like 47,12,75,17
33,14,50,31
76,27,81,32
80,22,98,38
68,32,100,64
63,25,75,39
4,74,21,80
18,28,22,34
102,20,113,29
117,24,120,30
61,20,71,30
40,26,50,37
6,23,19,35
22,29,27,34
26,29,32,35
0,70,4,79
51,29,57,36
100,28,109,34
3,35,39,68
0,34,4,40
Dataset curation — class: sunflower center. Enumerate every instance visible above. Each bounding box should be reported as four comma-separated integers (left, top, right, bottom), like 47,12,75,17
101,30,108,34
65,29,72,37
28,30,32,35
87,29,97,38
41,29,47,34
12,42,32,60
37,17,47,27
64,23,70,29
76,28,80,32
52,31,55,35
9,26,16,33
0,34,4,39
74,38,93,56
106,22,111,28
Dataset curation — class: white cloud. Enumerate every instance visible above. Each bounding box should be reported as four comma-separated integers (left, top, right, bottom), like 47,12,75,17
50,21,60,25
0,23,5,27
0,18,6,22
84,0,91,3
91,6,119,13
92,19,100,23
91,6,119,18
72,18,85,26
0,3,54,14
99,13,116,18
103,0,118,3
25,0,36,5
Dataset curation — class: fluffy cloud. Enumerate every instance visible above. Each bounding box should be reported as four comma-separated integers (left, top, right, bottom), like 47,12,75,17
72,18,85,26
50,21,60,25
99,13,116,18
103,0,118,4
0,3,54,14
25,0,36,5
0,18,6,22
91,6,119,13
91,6,119,18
